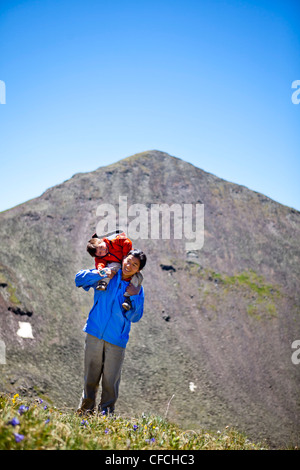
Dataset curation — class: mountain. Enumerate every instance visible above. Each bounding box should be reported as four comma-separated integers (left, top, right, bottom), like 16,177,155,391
0,150,299,448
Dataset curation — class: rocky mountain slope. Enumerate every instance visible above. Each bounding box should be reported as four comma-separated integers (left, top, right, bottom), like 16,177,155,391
0,150,299,448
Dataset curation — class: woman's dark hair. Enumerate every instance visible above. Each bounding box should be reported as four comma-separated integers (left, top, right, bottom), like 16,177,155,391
127,249,147,270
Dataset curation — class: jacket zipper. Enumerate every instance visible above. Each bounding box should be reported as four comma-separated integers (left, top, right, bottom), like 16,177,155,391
99,276,122,338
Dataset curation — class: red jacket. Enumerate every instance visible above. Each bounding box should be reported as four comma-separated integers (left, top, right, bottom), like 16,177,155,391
94,232,132,270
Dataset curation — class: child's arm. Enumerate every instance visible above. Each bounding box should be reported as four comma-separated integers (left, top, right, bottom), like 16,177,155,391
95,257,107,271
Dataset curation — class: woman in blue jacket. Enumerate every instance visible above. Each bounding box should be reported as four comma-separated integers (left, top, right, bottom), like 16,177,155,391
75,249,146,415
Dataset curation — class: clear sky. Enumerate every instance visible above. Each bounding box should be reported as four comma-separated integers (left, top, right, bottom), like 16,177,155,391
0,0,299,212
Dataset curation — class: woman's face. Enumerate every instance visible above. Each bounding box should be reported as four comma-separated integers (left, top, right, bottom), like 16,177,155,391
122,255,140,278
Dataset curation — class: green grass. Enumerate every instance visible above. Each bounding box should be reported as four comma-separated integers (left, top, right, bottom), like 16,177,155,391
0,393,267,450
191,266,280,320
223,270,277,297
0,266,21,305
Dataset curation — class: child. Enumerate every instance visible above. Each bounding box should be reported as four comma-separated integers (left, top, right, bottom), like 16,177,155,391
86,231,143,311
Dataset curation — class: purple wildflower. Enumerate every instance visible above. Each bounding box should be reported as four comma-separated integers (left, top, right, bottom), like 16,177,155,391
145,437,155,444
8,417,20,426
105,428,109,434
18,405,29,415
14,433,24,443
45,418,50,424
43,405,47,410
133,424,138,431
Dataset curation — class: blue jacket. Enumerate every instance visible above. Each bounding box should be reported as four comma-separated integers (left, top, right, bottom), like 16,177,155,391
75,269,144,348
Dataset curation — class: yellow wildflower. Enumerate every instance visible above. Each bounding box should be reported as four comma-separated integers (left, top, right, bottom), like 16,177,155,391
12,393,19,404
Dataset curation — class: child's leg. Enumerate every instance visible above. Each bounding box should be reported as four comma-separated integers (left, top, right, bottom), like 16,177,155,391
122,272,143,311
107,262,122,273
96,262,121,290
123,272,143,297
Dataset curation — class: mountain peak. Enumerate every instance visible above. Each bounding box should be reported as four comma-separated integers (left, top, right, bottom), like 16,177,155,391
106,149,185,169
124,149,175,160
0,149,299,448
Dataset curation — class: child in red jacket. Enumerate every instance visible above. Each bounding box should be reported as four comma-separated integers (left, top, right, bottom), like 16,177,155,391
86,231,143,311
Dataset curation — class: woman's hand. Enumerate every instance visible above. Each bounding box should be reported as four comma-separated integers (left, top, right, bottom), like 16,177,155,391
125,284,140,296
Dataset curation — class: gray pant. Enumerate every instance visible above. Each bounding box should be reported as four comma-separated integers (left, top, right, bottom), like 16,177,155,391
78,334,125,414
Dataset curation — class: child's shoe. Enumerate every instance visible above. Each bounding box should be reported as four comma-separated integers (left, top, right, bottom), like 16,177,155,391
96,281,107,291
122,297,132,311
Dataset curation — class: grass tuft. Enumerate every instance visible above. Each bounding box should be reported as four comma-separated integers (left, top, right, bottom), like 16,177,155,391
0,393,268,450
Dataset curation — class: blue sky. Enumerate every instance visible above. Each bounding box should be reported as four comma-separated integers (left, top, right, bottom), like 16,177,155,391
0,0,299,212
